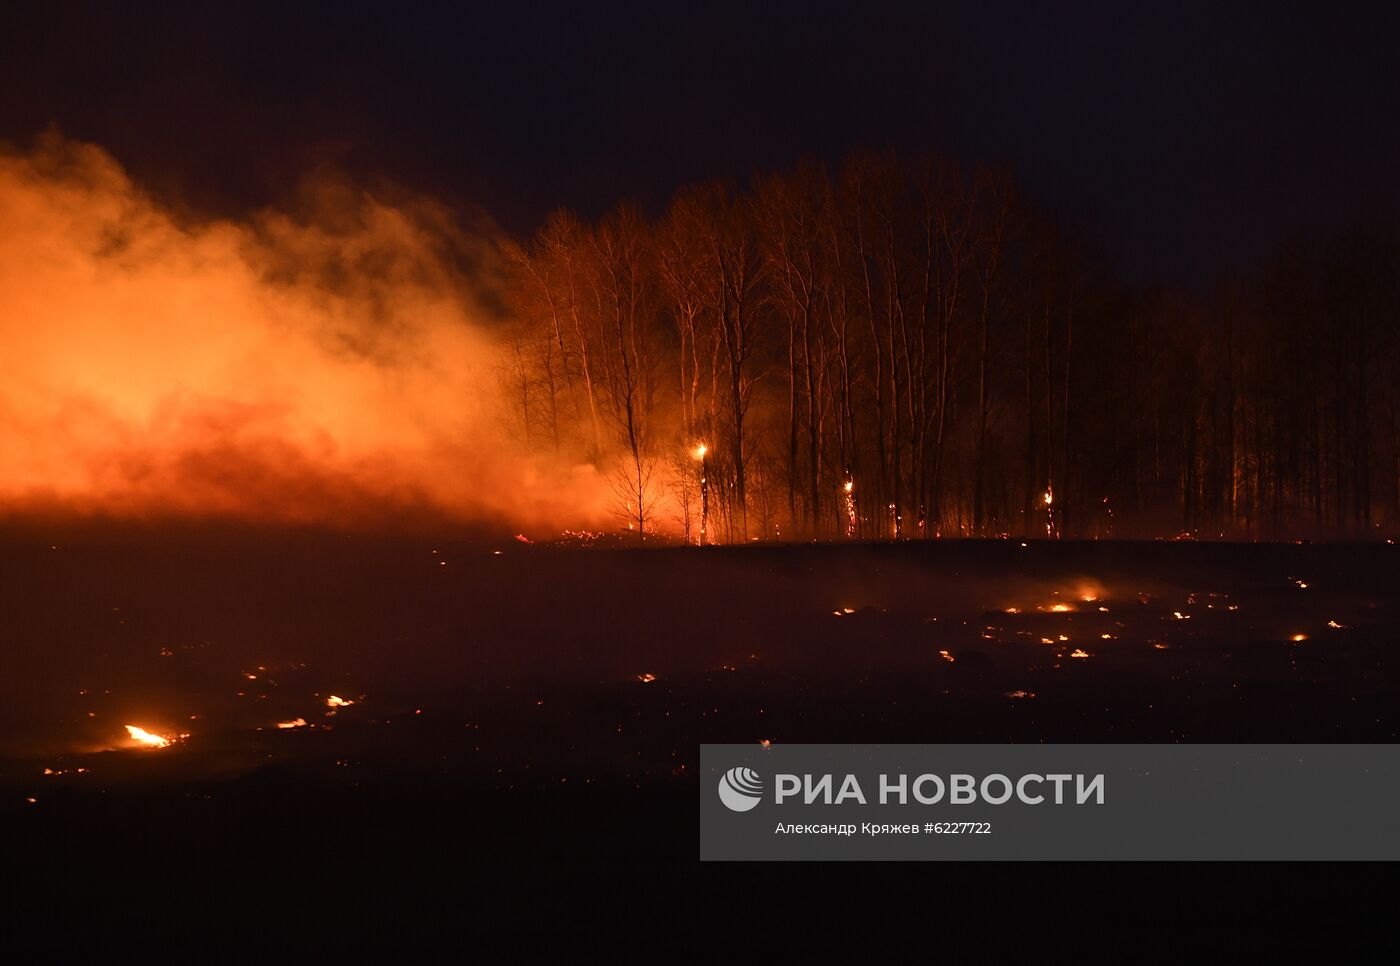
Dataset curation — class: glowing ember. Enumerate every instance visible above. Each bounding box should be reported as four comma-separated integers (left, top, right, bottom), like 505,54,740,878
277,718,308,729
1069,648,1090,659
1049,603,1072,613
1004,690,1036,699
938,649,955,663
1327,620,1348,629
124,725,172,748
325,695,356,708
1004,606,1021,614
1291,634,1308,642
636,673,657,683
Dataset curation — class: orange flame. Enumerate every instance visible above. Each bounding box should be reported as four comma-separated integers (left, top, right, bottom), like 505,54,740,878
124,725,172,748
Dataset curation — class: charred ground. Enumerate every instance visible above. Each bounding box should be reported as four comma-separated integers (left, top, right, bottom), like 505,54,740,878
3,528,1398,951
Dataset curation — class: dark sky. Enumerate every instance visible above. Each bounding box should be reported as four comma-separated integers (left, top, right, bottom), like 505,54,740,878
3,1,1398,287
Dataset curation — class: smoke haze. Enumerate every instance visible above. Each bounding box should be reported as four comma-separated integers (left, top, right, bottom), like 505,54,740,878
0,134,610,531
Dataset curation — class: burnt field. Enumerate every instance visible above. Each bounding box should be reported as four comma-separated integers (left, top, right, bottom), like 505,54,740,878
3,528,1399,951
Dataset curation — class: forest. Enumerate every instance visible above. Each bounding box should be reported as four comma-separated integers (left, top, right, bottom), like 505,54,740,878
501,150,1400,542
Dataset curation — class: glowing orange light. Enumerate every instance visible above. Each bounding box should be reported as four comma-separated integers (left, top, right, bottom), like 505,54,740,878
325,695,355,708
124,725,171,748
277,718,308,729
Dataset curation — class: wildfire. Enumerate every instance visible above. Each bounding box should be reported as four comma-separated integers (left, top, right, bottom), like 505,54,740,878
124,725,173,748
1073,580,1105,602
325,695,356,708
277,718,308,729
842,475,856,538
693,442,710,545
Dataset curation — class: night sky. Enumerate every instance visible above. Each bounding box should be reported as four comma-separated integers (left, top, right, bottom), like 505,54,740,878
3,1,1398,287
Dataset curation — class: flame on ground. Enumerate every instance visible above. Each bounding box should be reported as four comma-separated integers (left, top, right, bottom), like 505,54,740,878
124,725,173,748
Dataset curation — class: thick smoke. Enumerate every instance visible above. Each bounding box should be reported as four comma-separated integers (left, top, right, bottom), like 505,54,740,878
0,134,610,531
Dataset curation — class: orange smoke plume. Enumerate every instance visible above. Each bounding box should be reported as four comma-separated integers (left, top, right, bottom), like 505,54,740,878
0,134,609,531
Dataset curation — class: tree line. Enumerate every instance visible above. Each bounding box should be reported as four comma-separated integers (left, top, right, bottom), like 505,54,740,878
500,149,1400,542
